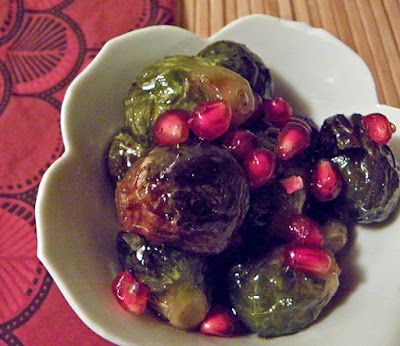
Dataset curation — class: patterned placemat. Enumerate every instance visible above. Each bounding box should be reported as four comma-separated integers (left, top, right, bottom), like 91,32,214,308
0,1,174,344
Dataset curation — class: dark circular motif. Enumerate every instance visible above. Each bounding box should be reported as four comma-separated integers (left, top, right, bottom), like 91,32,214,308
0,185,39,209
24,0,72,12
131,0,174,29
39,10,86,96
0,96,63,194
0,198,51,327
0,0,24,46
6,11,84,95
0,0,176,343
0,59,12,115
0,272,52,345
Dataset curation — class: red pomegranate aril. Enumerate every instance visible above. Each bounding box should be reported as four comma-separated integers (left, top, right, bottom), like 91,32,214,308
280,175,304,194
112,271,149,316
153,109,190,146
310,159,342,202
222,129,257,160
276,119,311,160
287,214,324,247
263,97,293,128
283,245,332,276
363,113,396,145
200,305,243,337
190,100,232,141
243,147,276,189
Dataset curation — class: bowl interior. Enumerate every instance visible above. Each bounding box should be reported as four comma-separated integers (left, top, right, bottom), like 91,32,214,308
36,15,400,346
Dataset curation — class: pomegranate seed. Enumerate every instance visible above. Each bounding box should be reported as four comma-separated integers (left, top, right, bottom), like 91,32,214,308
200,305,243,337
276,118,311,160
243,147,276,189
310,159,342,202
283,245,332,276
153,109,190,146
112,271,149,316
222,129,257,160
189,100,232,141
363,113,396,145
287,214,324,247
263,97,293,128
279,175,304,194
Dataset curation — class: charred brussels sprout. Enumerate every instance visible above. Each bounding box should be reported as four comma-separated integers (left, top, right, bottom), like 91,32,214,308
116,232,210,330
198,40,273,98
107,131,147,183
115,140,250,254
243,180,307,241
317,114,400,223
125,55,255,146
228,245,340,337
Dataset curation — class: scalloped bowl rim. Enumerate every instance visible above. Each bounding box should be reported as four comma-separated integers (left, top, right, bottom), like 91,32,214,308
36,14,400,346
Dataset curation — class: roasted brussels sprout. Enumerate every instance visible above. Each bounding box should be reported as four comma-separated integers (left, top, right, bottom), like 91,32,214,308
124,55,255,147
228,245,341,337
198,40,273,98
305,201,349,254
242,180,307,241
321,218,348,254
107,131,147,183
116,232,211,330
115,140,250,254
317,114,400,223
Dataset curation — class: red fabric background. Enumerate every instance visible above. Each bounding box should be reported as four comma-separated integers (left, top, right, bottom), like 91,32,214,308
0,1,175,344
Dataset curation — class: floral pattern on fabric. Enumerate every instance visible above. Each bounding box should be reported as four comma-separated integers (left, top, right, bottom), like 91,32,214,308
0,1,174,344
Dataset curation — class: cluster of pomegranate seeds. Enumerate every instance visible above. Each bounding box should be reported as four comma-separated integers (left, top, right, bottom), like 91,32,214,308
153,109,190,146
190,100,232,141
283,245,332,276
200,305,244,337
263,97,293,128
112,271,149,316
282,213,332,276
282,212,332,276
287,214,324,247
153,100,232,145
276,118,312,160
222,128,277,189
310,159,343,202
222,129,257,160
363,113,396,146
243,147,276,189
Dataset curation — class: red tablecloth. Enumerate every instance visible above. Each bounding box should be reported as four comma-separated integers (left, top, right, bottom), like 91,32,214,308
0,1,175,344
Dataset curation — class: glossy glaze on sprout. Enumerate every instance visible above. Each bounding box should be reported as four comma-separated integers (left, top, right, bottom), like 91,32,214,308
107,40,400,338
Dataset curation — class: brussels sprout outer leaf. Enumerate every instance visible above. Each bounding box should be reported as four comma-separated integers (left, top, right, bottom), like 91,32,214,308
107,131,148,183
317,114,400,223
228,246,340,337
115,141,250,255
117,232,211,330
198,40,273,98
321,218,348,254
125,56,254,146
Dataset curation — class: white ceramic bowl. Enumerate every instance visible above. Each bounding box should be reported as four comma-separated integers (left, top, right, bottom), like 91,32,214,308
36,14,400,346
